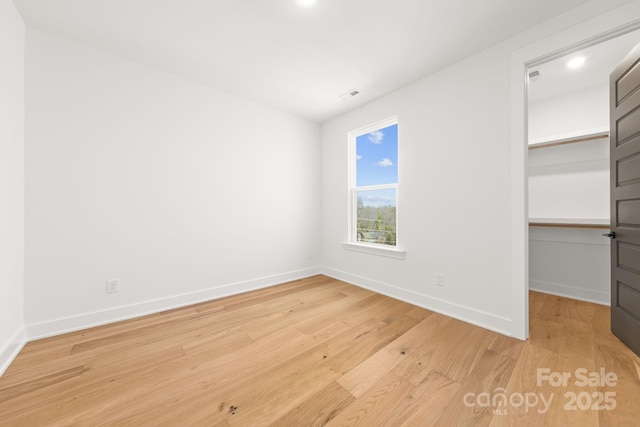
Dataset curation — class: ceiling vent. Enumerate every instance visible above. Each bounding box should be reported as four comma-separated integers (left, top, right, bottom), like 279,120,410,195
340,89,360,100
528,69,543,82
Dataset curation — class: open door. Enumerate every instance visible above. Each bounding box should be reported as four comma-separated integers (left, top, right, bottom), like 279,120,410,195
608,42,640,357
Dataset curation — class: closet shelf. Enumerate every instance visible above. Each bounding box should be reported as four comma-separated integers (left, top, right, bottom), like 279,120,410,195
528,131,609,150
529,218,610,229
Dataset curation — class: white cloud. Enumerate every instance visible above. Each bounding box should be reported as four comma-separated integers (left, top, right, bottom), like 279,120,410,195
368,130,383,144
362,194,393,202
360,194,396,207
356,154,362,160
377,158,393,167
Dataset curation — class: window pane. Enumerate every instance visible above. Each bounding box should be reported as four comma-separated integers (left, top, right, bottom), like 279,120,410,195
355,188,396,246
355,124,398,187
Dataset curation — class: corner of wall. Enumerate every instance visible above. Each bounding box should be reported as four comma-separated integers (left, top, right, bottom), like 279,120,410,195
0,328,26,377
0,0,26,378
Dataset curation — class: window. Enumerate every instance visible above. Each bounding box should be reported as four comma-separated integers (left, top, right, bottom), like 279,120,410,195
349,116,398,248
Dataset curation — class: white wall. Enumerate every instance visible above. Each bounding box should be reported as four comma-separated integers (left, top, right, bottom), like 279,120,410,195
527,83,610,221
528,84,609,143
321,46,515,334
321,0,638,337
0,0,26,375
529,227,610,304
24,29,321,338
528,138,609,220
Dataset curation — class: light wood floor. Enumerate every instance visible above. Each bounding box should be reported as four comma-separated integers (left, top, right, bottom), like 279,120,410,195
1,275,639,426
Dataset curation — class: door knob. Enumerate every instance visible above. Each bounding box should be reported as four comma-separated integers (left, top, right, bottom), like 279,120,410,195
602,231,616,238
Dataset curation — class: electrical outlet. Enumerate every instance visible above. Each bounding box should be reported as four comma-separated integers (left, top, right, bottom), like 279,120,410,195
308,252,313,261
106,279,119,294
435,273,445,287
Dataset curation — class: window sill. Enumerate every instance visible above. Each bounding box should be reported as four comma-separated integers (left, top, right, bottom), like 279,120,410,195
342,242,406,259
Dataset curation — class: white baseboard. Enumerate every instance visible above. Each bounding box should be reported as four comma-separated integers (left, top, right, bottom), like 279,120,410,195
26,266,322,340
322,267,513,337
530,279,609,306
0,327,26,377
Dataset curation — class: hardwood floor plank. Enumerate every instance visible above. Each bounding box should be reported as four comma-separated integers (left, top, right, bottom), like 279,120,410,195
434,349,516,426
595,342,640,426
529,316,595,362
543,354,598,427
324,372,415,427
245,292,349,341
294,294,387,335
337,313,440,398
340,296,413,328
268,381,355,427
107,319,387,426
488,344,557,427
0,365,86,404
489,333,526,361
69,307,227,355
392,316,474,385
0,305,200,386
394,370,461,426
433,324,498,384
193,275,334,313
0,345,187,425
405,305,434,320
326,315,422,376
1,276,640,426
535,293,597,324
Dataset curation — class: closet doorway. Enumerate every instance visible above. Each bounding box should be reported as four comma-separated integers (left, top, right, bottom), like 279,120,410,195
526,31,640,307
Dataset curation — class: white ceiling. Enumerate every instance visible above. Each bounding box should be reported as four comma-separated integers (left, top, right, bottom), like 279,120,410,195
529,28,640,103
13,0,615,123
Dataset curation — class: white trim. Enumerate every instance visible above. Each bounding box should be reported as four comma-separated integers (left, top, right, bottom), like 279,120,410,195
0,327,26,377
510,46,529,340
354,183,397,192
510,4,640,341
530,279,609,306
25,267,322,340
348,116,399,141
341,242,406,259
322,267,513,337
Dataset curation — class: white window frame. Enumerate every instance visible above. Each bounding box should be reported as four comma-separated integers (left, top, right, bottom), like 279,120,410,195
343,116,405,259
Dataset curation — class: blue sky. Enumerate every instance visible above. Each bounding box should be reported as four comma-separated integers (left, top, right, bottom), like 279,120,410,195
355,124,397,207
356,124,398,187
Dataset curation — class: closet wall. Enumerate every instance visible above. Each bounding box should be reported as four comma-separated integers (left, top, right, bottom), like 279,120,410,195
528,83,611,305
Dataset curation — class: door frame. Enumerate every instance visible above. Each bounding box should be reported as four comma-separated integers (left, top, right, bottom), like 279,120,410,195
509,4,640,340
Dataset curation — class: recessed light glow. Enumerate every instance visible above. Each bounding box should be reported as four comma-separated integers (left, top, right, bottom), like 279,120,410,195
297,0,317,7
567,56,586,69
